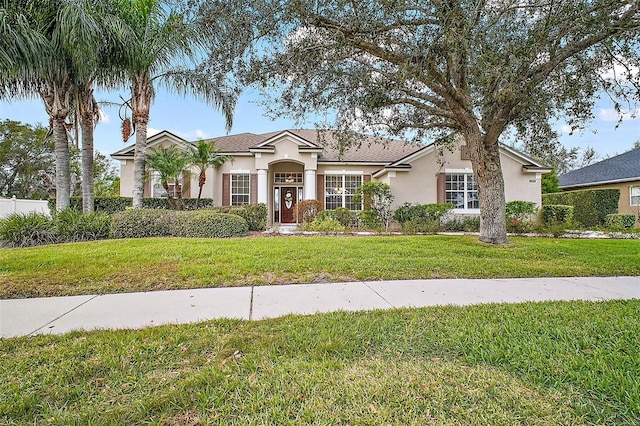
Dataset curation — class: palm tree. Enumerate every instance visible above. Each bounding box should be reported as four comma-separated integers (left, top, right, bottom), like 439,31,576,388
1,0,111,212
189,140,231,209
145,146,191,210
112,0,236,209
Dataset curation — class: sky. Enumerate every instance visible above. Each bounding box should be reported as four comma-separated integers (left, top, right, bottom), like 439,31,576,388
0,86,638,164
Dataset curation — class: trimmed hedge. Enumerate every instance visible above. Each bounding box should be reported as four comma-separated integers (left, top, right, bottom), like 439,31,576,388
542,189,619,227
317,208,360,228
541,205,573,225
393,203,454,224
605,213,637,229
172,211,249,238
110,209,248,239
48,197,215,214
110,209,177,239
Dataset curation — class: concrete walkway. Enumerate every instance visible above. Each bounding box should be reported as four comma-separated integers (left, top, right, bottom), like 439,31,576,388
1,276,638,338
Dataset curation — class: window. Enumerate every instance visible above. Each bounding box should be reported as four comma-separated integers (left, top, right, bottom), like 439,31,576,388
151,172,181,198
231,174,250,205
446,173,479,209
325,174,362,210
631,186,640,206
274,172,303,184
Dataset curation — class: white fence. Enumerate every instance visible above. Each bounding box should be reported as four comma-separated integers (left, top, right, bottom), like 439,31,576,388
0,197,50,218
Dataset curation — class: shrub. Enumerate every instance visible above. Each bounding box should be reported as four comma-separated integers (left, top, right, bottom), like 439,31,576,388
401,218,441,234
542,189,619,227
442,216,481,232
294,200,322,223
172,211,248,238
55,209,112,242
353,182,395,231
110,209,177,239
235,203,267,231
393,203,454,224
505,201,538,234
317,207,359,228
359,210,382,230
541,205,573,225
605,213,636,230
299,216,345,232
48,197,215,214
0,212,56,248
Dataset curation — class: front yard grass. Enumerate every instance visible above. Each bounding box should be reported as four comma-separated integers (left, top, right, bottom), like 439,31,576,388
1,300,638,424
1,235,639,298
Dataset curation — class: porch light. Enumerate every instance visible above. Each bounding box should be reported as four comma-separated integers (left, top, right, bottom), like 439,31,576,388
285,174,295,183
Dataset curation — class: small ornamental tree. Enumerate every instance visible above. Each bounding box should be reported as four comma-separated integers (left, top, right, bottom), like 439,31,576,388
354,182,394,231
145,146,191,210
189,140,231,209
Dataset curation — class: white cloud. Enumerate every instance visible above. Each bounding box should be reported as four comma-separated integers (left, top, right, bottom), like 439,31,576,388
171,129,211,140
597,108,639,122
560,124,572,133
147,127,162,137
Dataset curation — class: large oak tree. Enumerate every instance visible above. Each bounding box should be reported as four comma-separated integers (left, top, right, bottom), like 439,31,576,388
232,0,640,243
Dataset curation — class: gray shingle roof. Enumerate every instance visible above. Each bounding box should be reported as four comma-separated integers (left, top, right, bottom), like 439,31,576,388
204,129,423,162
558,147,640,188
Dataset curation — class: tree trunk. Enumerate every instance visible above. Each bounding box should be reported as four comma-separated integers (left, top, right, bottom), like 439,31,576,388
52,117,71,211
466,131,509,244
41,80,72,212
79,84,96,214
131,77,153,209
196,170,206,209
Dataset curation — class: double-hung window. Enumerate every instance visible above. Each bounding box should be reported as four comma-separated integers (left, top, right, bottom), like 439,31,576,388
631,186,640,206
445,172,479,210
325,174,363,210
231,174,250,206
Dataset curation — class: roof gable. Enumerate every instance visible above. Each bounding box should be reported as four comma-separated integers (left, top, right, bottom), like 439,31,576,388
559,147,640,188
111,131,189,158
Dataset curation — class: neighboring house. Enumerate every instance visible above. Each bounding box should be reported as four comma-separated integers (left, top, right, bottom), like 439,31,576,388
111,129,550,224
558,147,640,224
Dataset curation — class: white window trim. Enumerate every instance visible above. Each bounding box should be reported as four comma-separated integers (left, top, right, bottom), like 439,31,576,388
630,185,640,206
324,174,363,210
231,173,251,206
324,170,364,175
445,172,479,213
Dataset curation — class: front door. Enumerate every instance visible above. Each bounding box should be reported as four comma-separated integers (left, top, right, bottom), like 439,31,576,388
280,187,297,223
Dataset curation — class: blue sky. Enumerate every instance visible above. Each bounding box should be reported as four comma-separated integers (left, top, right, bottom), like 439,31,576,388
1,87,638,163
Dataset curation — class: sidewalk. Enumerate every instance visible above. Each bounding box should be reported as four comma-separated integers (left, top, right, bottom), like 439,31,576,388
1,276,639,338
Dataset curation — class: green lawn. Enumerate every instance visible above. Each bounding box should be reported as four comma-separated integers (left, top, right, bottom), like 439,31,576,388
1,235,639,298
1,300,638,424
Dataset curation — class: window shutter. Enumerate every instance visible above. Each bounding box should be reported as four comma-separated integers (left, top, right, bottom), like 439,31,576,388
143,171,151,197
181,171,191,198
364,174,371,183
316,174,324,209
250,173,258,204
437,173,446,203
222,173,230,206
460,145,470,160
363,174,372,210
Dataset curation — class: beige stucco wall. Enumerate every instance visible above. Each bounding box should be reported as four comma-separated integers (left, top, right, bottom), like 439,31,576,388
119,160,135,197
383,145,543,209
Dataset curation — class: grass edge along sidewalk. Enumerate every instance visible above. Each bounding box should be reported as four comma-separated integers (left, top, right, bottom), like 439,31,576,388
1,234,640,299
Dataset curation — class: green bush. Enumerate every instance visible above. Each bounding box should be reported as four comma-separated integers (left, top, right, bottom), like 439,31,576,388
299,216,345,232
110,209,177,239
605,213,637,230
442,216,481,232
48,197,215,214
172,211,248,238
55,209,112,242
236,203,267,231
317,207,359,228
401,218,441,234
542,189,619,227
505,201,538,234
359,210,382,230
541,205,574,225
393,203,454,224
0,212,56,248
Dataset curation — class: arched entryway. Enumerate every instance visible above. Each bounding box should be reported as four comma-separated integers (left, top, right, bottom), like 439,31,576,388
271,161,304,223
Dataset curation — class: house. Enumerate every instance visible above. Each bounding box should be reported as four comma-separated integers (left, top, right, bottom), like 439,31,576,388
111,129,550,224
558,147,640,224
